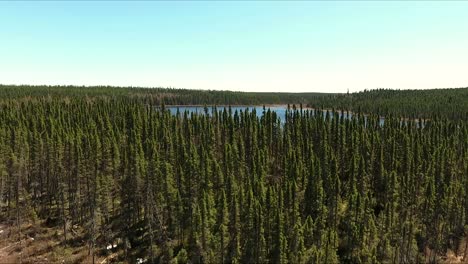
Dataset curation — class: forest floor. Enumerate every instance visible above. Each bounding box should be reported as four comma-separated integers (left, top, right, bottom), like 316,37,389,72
0,224,17,263
1,221,467,263
0,221,114,264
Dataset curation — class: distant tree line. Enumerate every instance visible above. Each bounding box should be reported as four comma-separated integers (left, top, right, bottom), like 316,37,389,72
2,85,466,120
0,85,327,106
0,86,466,263
307,88,468,120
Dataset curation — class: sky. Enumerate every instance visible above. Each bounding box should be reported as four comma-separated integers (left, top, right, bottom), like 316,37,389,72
1,1,467,93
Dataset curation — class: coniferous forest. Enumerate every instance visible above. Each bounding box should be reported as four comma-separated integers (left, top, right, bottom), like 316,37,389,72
0,85,467,263
307,88,468,120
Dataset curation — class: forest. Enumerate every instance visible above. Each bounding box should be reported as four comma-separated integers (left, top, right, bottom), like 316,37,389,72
307,88,468,120
0,85,329,106
0,85,467,263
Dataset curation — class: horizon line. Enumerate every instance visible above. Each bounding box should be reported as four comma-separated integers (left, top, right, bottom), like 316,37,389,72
1,83,467,94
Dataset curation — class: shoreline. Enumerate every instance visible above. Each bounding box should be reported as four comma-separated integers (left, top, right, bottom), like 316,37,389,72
160,104,430,122
161,104,290,108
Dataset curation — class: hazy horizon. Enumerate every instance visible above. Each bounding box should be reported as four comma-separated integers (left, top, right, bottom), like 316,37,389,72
1,83,467,95
1,1,468,92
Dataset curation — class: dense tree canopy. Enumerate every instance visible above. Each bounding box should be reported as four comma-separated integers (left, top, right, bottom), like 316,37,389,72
0,85,328,106
0,86,467,263
307,88,468,120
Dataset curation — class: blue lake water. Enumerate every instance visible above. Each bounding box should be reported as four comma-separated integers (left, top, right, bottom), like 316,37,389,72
166,105,383,124
166,106,428,128
168,106,293,120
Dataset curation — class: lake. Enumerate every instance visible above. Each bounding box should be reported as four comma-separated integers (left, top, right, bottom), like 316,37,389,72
168,105,293,120
165,106,432,128
166,105,387,125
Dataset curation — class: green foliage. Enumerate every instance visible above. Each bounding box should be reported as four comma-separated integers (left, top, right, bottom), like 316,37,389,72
307,87,468,120
0,85,466,263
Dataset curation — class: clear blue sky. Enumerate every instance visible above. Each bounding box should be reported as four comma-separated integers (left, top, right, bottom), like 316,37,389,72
1,1,467,92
